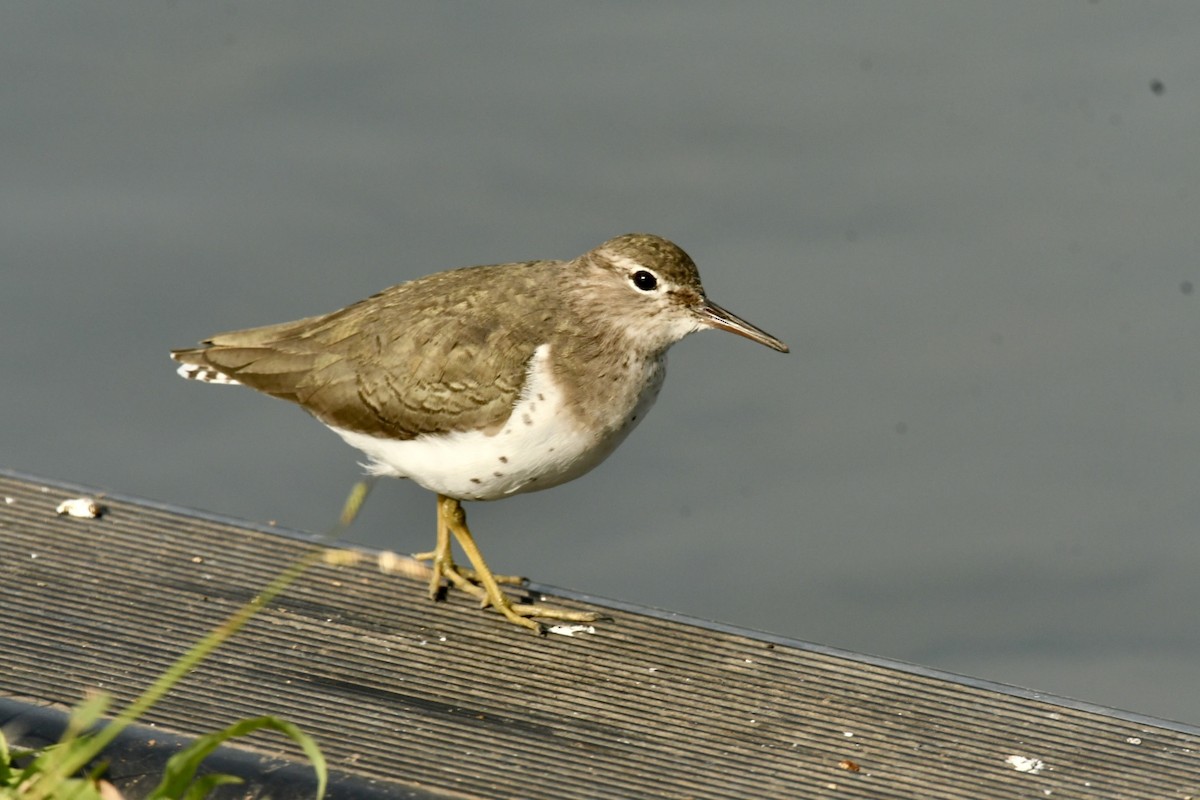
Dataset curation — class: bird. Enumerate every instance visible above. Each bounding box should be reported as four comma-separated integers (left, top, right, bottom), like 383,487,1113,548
171,233,788,632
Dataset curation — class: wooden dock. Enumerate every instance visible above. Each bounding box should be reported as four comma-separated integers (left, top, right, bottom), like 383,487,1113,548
2,468,1197,799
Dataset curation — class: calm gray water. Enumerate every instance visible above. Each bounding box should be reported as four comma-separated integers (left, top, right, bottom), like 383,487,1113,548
3,3,1199,725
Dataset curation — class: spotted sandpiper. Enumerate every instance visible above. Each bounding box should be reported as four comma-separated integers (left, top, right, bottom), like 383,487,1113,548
172,233,788,632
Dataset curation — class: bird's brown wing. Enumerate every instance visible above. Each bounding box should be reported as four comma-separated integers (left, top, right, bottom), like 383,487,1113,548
171,261,559,439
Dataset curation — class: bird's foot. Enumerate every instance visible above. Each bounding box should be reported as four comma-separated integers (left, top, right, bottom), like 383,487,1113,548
426,495,606,633
411,549,525,595
502,600,603,623
473,591,604,634
413,549,598,629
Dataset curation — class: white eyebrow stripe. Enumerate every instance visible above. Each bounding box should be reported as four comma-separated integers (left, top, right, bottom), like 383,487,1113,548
608,254,654,274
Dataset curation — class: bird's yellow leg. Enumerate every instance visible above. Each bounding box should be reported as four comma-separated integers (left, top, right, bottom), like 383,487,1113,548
410,500,484,601
412,497,523,598
438,495,601,632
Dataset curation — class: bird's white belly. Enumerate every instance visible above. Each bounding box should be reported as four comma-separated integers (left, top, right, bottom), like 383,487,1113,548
327,345,662,501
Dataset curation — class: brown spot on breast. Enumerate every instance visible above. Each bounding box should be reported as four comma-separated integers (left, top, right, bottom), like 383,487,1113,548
498,456,509,463
470,478,482,485
537,393,545,401
493,471,504,478
522,413,533,426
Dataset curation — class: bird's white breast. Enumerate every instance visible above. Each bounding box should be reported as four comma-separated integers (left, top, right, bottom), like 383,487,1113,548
327,344,664,501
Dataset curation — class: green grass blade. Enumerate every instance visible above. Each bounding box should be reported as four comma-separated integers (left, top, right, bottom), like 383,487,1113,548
147,716,326,800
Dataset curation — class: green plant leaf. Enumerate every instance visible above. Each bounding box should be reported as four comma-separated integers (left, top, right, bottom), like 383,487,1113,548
0,730,13,788
180,772,244,800
3,776,106,800
146,716,326,800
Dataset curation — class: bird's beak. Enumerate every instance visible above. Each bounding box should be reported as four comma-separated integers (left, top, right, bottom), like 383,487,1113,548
697,299,789,353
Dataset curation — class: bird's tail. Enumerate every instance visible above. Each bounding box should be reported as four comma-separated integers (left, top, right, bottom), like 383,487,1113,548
170,349,242,385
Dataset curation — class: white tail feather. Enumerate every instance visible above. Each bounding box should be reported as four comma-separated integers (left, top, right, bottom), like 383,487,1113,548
175,362,240,385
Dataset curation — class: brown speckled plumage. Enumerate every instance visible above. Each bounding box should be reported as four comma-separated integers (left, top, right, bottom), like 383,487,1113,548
172,234,784,442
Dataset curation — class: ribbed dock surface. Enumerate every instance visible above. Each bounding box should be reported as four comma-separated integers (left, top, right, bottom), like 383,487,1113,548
1,469,1197,798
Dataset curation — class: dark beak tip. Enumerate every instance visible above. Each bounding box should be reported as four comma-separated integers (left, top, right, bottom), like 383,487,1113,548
697,298,788,353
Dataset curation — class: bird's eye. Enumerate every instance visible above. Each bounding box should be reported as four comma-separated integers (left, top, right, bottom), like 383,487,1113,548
631,270,658,292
